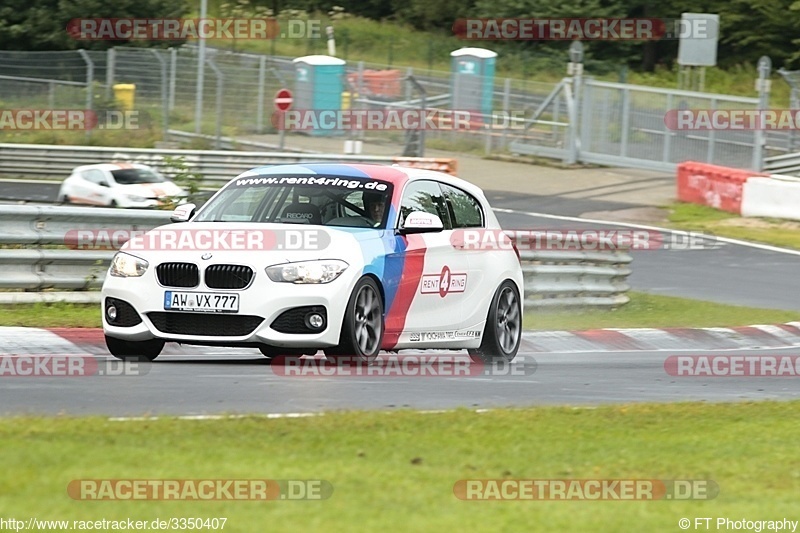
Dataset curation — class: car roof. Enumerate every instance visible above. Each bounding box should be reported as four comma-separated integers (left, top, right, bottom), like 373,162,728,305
233,163,484,197
73,162,153,172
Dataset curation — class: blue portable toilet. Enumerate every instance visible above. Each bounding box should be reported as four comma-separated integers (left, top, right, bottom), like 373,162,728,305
293,55,346,136
450,48,496,124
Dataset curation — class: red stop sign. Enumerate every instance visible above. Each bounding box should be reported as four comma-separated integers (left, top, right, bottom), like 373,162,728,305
274,89,293,111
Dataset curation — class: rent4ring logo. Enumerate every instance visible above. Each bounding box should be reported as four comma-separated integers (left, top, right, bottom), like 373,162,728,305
420,266,467,297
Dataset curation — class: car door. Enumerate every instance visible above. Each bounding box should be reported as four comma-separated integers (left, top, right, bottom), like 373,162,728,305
387,179,471,343
440,183,491,330
81,169,112,205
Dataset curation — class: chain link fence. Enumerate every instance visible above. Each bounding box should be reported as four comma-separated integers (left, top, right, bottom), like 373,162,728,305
0,46,795,171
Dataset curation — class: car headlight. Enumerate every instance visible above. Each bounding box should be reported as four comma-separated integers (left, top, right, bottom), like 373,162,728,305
109,252,149,277
125,194,147,202
266,260,348,284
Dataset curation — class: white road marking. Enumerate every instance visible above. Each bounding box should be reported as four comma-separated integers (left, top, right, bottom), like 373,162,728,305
494,207,800,257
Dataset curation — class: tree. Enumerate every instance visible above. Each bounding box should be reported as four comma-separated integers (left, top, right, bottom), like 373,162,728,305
0,0,191,51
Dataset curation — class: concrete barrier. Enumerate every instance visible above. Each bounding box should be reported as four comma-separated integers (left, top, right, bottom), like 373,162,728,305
741,175,800,221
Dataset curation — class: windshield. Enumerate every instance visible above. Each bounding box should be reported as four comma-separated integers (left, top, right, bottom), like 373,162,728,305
194,175,393,229
111,168,167,185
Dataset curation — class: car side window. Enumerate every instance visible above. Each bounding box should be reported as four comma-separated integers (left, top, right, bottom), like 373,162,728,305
441,184,484,228
398,180,451,229
83,170,108,185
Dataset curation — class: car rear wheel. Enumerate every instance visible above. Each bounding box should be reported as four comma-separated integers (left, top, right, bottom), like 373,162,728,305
325,277,384,364
468,280,521,364
105,335,164,361
58,194,69,205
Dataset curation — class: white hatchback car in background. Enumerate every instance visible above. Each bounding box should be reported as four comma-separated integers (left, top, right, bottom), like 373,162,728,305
57,163,187,208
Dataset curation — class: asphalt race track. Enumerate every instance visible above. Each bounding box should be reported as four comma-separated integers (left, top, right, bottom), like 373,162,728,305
2,181,800,417
2,347,800,417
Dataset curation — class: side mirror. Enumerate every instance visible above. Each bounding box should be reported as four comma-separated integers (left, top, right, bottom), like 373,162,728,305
98,180,110,187
398,211,444,235
170,203,196,223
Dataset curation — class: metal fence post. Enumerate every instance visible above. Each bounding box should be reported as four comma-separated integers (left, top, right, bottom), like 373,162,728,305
620,88,630,157
753,56,772,171
150,49,169,139
502,77,510,150
105,47,115,101
257,55,266,134
580,80,592,155
77,49,93,140
706,97,717,163
566,42,584,164
662,93,673,164
169,48,177,112
194,0,208,134
206,58,224,149
357,61,365,141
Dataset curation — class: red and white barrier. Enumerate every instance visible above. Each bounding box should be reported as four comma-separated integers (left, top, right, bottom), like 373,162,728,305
677,162,800,221
676,162,767,214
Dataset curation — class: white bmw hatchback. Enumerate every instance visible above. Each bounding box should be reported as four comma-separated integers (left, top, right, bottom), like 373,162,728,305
101,163,523,363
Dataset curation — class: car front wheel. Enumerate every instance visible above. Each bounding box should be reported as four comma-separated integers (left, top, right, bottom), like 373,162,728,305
325,277,384,364
469,280,522,363
105,335,164,361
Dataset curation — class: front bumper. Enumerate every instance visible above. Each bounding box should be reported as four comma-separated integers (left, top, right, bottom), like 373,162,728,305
102,266,354,348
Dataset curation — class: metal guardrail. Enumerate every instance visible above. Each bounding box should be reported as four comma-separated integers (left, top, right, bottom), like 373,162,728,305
0,206,169,290
0,143,458,183
764,152,800,175
0,206,632,309
520,249,632,309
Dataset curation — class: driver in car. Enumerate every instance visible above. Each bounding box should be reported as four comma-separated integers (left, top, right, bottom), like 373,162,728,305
363,192,386,226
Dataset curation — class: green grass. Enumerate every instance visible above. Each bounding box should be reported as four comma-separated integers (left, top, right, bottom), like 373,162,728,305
1,402,799,530
0,302,101,328
3,291,799,331
667,202,800,250
524,291,800,330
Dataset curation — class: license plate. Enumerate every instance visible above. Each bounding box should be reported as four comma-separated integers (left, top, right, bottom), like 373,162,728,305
163,291,239,313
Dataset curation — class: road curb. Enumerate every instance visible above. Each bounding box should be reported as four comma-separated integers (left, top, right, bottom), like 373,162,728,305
1,325,800,356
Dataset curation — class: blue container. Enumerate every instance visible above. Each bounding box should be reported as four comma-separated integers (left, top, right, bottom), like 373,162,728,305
293,55,346,136
450,48,497,124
